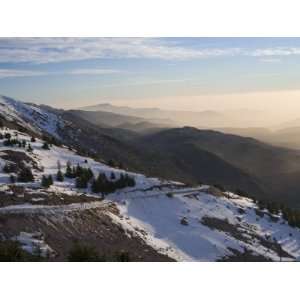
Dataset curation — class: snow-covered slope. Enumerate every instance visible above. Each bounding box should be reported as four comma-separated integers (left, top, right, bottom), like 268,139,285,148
0,95,64,137
1,126,300,261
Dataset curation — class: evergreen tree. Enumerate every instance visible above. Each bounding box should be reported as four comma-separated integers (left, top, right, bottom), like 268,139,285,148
42,142,50,150
65,161,74,178
41,175,49,188
31,136,36,143
27,144,33,152
4,133,11,140
48,174,53,186
41,175,53,188
91,178,100,193
21,140,26,148
91,173,104,193
75,164,83,177
86,168,94,181
9,175,16,184
110,172,116,180
3,163,11,173
56,169,64,182
75,175,88,189
18,167,34,182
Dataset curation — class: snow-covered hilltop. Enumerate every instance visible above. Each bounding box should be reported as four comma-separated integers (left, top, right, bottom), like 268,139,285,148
0,95,64,138
0,123,300,261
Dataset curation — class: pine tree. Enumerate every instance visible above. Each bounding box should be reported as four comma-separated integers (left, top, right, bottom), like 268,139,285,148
3,163,11,173
27,144,33,152
91,178,99,193
21,140,26,148
41,175,49,188
48,175,53,186
41,175,53,188
4,133,11,140
10,175,16,183
65,161,74,178
31,136,36,143
56,169,64,182
87,168,94,181
42,142,50,150
75,164,83,177
75,175,88,189
110,172,116,180
18,167,34,182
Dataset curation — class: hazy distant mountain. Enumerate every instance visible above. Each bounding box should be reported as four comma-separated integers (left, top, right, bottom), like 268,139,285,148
68,109,146,127
116,121,171,133
79,103,233,127
80,103,272,128
80,103,177,125
217,126,300,151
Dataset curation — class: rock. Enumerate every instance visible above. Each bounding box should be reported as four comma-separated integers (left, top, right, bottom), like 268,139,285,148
180,217,189,226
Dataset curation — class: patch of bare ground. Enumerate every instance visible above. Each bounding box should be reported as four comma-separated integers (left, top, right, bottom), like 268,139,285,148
0,150,41,171
201,216,293,261
0,199,173,261
0,186,103,207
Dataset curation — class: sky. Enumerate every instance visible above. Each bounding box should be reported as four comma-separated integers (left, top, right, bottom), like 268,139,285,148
1,37,300,116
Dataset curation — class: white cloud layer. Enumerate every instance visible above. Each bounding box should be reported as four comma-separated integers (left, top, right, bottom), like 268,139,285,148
1,38,300,64
0,69,47,78
67,68,122,75
0,67,123,78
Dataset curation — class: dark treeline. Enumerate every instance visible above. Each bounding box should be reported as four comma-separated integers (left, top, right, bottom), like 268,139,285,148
65,161,135,194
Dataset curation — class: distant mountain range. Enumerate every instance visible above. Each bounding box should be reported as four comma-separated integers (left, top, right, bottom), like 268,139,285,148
79,102,271,128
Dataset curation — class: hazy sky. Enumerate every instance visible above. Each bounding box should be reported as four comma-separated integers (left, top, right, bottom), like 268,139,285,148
1,37,300,116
